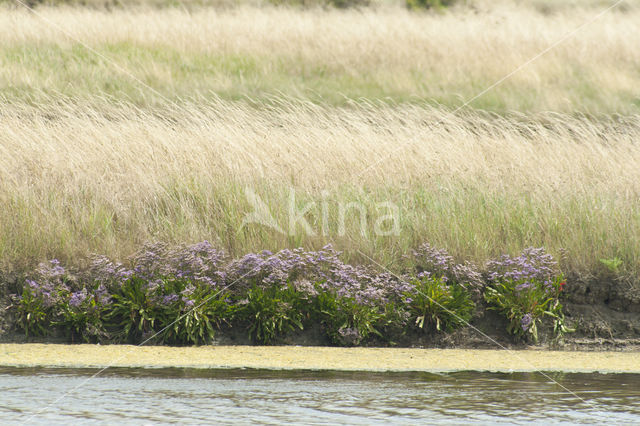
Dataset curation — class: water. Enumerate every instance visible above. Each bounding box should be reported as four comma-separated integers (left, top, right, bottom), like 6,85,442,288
1,367,639,424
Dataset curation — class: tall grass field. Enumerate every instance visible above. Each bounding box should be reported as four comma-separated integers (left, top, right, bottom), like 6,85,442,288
1,0,639,282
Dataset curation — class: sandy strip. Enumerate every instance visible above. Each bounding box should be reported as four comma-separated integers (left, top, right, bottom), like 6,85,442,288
0,344,638,373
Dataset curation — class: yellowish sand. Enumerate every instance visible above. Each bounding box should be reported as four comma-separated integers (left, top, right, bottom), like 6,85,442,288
0,344,638,373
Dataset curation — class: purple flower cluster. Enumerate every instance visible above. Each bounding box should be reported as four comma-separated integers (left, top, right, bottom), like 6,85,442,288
131,241,226,288
486,247,557,286
87,255,133,287
36,259,66,280
69,289,88,308
225,246,343,288
21,260,71,308
162,294,179,305
411,243,484,290
94,285,112,305
521,313,533,332
18,259,114,313
226,245,411,306
320,264,411,306
24,279,60,308
514,281,533,292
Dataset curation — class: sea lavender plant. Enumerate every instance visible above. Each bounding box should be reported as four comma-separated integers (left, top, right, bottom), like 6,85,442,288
486,247,557,285
484,248,571,343
311,290,384,346
58,286,111,343
158,285,235,346
411,243,484,292
238,284,304,345
224,246,330,292
224,245,409,307
11,260,75,337
85,255,133,289
225,245,414,344
105,277,159,343
403,275,474,333
131,241,226,288
11,280,49,337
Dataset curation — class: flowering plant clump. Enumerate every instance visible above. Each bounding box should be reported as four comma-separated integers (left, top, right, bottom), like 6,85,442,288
57,284,111,343
403,274,474,333
411,243,484,293
484,248,571,342
12,279,54,337
105,241,232,345
225,245,412,345
7,242,573,347
405,243,478,334
486,247,557,284
12,260,72,337
237,283,305,345
106,277,160,343
129,241,226,288
156,284,234,346
311,288,387,346
225,245,411,306
11,260,113,341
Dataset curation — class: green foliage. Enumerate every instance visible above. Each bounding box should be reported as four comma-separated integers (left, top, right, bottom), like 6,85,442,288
404,276,474,333
313,290,383,346
105,275,237,345
57,289,108,343
406,0,457,10
238,285,304,344
376,302,410,344
12,285,50,337
327,0,369,8
106,277,159,343
159,288,234,345
599,257,623,274
484,276,571,343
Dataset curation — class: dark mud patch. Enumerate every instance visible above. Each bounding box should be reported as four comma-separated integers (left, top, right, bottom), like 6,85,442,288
560,275,640,350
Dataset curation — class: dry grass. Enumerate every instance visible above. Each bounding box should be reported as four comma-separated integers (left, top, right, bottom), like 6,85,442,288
1,98,639,276
0,3,639,278
1,4,639,112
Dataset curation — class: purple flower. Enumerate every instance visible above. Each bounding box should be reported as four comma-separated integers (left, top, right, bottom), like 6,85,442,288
292,279,318,297
130,241,226,287
69,290,87,308
36,259,66,280
521,313,533,332
515,281,533,292
411,243,484,290
94,285,112,305
162,294,179,305
487,247,557,284
87,255,133,286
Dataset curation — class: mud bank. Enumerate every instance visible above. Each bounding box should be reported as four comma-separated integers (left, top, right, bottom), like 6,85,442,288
1,344,638,373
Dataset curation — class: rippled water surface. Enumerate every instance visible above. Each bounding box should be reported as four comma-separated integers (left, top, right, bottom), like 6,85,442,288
1,367,639,424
